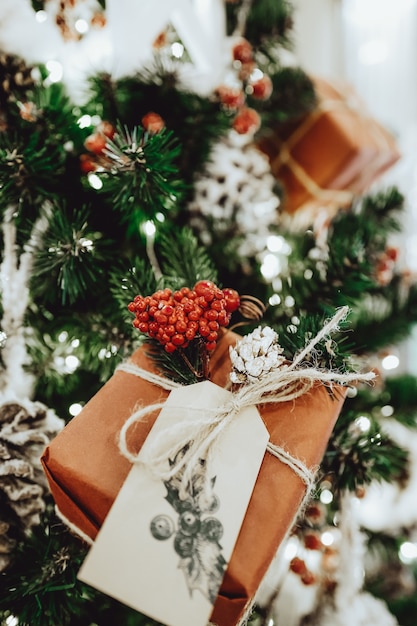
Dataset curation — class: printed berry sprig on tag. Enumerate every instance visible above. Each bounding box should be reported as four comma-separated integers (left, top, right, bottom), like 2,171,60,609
150,444,226,605
128,280,265,380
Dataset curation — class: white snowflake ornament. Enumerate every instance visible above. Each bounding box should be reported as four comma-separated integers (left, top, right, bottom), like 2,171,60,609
229,326,286,384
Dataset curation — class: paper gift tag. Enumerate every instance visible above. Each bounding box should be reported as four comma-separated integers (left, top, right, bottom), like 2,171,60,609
78,380,269,626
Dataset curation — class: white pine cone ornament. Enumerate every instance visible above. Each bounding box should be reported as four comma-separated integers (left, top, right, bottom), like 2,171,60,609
187,132,280,259
229,326,287,384
0,398,63,572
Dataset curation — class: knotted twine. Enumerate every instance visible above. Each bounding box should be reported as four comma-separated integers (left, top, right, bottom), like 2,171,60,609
118,307,375,505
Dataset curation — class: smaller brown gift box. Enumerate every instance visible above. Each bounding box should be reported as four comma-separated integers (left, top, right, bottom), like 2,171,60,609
257,77,401,215
41,332,346,626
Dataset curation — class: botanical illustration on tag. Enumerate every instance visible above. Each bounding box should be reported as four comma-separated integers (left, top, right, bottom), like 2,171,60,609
150,443,226,604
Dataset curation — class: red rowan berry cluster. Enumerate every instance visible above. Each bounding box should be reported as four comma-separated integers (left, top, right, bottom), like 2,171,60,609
215,36,273,136
128,281,240,353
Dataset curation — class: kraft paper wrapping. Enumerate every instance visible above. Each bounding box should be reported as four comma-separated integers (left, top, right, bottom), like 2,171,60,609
41,332,346,626
258,77,401,215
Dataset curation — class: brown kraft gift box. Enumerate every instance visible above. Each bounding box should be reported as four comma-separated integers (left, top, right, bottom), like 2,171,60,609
257,77,401,214
41,331,346,626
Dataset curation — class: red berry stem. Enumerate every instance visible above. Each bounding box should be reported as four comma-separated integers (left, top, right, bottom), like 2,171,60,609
177,345,206,381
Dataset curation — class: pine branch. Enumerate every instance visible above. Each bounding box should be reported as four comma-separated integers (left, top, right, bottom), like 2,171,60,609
322,406,410,495
85,69,230,184
0,132,65,208
89,124,185,230
252,66,318,126
157,226,218,289
226,0,294,49
30,204,108,305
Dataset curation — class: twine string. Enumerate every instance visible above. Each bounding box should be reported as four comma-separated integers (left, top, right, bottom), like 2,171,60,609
117,307,375,497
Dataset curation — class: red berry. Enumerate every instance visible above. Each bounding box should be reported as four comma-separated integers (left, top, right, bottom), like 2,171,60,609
210,300,223,312
206,341,217,351
232,38,253,64
154,313,168,325
232,107,261,135
183,300,195,313
204,309,218,321
142,112,165,133
386,246,398,262
79,153,98,173
289,557,307,575
175,320,188,333
304,533,322,551
301,571,316,586
199,324,210,338
250,75,273,100
97,120,116,139
172,334,185,346
218,311,229,326
216,85,245,110
165,342,176,353
222,288,240,312
194,280,216,297
196,296,209,308
84,132,107,155
188,310,201,322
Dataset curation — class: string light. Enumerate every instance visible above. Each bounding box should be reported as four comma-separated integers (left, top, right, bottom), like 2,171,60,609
45,60,64,83
35,10,48,23
58,331,68,343
87,173,103,190
143,220,156,237
381,404,394,417
64,355,80,373
266,235,291,254
321,530,335,546
381,353,400,370
69,403,83,417
355,415,371,432
283,536,299,561
268,293,281,306
171,42,185,58
77,114,93,129
320,489,334,504
399,541,417,563
260,253,281,280
75,19,89,35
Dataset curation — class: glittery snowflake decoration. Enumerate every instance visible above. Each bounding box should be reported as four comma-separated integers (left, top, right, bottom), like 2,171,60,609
229,326,287,384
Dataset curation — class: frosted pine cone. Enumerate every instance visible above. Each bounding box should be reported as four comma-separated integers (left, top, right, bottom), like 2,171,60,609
187,132,280,259
230,326,286,384
0,398,63,571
